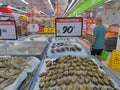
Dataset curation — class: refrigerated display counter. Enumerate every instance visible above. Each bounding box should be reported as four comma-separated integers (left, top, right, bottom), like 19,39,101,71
0,41,48,59
29,37,120,90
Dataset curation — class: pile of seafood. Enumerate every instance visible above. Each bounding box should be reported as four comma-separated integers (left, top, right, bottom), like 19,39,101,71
0,57,31,89
50,43,82,53
39,56,119,90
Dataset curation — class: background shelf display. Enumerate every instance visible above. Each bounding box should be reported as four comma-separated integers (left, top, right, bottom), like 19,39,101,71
86,24,119,51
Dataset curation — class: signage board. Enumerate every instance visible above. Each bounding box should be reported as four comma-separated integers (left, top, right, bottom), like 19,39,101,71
55,17,83,37
44,27,55,33
0,20,17,40
27,23,39,32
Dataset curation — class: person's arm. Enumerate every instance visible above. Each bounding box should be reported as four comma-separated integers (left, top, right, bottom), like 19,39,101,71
91,27,97,47
91,36,96,46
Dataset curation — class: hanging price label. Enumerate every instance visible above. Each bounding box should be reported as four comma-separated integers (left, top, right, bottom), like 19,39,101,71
0,20,17,40
55,17,83,37
44,27,55,33
27,23,39,32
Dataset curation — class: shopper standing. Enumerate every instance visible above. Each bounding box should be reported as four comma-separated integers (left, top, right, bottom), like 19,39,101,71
91,15,107,61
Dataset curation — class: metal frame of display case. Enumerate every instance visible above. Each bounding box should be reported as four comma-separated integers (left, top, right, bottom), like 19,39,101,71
28,57,45,90
0,41,48,60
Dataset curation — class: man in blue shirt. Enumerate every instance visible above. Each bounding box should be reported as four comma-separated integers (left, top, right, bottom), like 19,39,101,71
91,15,107,61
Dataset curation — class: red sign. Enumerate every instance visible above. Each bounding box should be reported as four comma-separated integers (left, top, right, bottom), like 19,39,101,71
27,23,39,32
0,6,12,13
0,22,14,25
56,18,82,23
0,20,17,40
19,16,24,21
38,28,44,32
26,23,45,33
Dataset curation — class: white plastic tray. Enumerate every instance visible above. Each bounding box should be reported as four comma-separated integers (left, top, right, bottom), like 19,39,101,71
2,57,40,90
47,42,89,58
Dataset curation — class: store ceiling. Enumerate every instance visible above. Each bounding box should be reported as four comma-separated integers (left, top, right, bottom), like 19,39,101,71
1,0,117,17
0,0,71,17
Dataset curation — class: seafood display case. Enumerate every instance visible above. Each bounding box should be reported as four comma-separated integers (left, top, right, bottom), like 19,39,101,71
29,37,120,90
0,41,48,59
32,55,120,90
1,36,120,90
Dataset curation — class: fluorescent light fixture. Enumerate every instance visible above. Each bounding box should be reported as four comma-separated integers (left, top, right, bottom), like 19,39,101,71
105,0,112,3
21,0,29,5
48,0,54,11
9,6,27,13
63,0,78,16
40,11,48,15
0,3,3,5
65,0,75,13
12,13,24,17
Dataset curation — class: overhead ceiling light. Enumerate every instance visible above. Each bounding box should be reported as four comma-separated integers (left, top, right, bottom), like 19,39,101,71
105,0,112,3
65,0,76,13
48,0,54,11
12,13,24,17
21,0,29,5
63,0,78,16
0,3,3,5
9,6,27,13
40,11,49,16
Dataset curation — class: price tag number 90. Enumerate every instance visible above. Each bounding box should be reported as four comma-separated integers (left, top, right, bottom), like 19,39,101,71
63,26,75,34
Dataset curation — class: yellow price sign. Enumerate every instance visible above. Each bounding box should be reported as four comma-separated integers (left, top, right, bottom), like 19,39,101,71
44,27,55,33
23,16,28,20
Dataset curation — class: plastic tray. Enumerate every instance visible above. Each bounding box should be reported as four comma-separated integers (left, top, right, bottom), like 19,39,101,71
46,42,89,59
1,57,40,90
